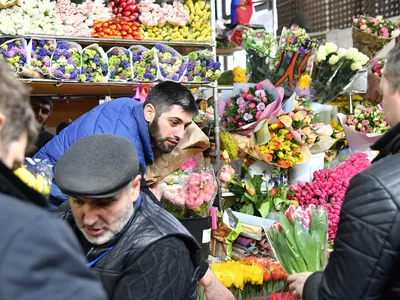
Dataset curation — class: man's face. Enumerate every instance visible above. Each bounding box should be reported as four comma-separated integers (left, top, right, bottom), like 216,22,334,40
70,176,141,245
31,100,51,125
380,73,400,127
1,130,27,170
149,105,193,154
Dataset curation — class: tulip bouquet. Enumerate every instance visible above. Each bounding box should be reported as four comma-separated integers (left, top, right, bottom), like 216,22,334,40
50,41,81,81
80,45,108,82
371,58,386,77
222,83,279,132
109,0,139,22
200,258,288,300
29,39,57,75
0,39,28,73
289,153,371,241
346,104,390,134
155,44,187,82
311,43,370,104
130,46,158,81
183,50,221,82
107,47,132,82
352,15,400,59
267,204,328,274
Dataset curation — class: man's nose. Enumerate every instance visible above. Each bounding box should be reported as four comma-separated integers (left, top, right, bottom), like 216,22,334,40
83,209,100,227
174,126,185,140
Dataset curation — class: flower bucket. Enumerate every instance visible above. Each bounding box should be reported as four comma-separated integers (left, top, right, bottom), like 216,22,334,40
178,215,211,260
288,152,325,185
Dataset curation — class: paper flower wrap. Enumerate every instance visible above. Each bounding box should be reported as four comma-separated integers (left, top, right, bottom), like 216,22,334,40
130,45,158,82
0,38,28,73
154,43,187,82
107,47,132,82
29,38,56,75
50,41,81,81
80,44,109,83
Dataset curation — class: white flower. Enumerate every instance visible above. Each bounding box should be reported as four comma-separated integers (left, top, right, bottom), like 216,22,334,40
351,62,363,71
328,55,340,65
315,46,327,62
325,42,338,55
376,15,383,21
346,47,359,60
392,29,400,38
337,48,348,58
354,52,369,65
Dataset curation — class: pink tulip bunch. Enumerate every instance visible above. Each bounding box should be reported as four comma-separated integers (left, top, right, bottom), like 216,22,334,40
184,170,216,216
289,152,370,241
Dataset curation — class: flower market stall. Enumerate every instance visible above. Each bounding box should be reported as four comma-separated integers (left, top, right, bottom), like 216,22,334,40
2,0,400,298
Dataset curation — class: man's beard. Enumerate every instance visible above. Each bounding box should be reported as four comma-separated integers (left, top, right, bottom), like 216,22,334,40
149,117,178,154
75,203,134,245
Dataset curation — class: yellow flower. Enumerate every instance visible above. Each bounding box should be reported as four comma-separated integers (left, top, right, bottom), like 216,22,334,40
297,74,312,90
269,123,278,130
290,200,299,207
293,99,299,110
293,111,305,121
303,127,312,135
277,151,285,158
279,115,293,127
279,129,289,135
304,115,312,124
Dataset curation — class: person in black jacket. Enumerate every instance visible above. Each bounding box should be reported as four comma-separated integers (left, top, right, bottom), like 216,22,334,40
54,134,202,300
0,59,107,300
288,43,400,299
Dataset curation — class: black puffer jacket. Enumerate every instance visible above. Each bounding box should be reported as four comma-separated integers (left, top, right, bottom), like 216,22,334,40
58,192,202,300
304,123,400,300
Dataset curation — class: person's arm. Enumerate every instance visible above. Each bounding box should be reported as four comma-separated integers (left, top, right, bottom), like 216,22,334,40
301,171,400,300
0,217,107,300
112,237,196,300
199,267,235,300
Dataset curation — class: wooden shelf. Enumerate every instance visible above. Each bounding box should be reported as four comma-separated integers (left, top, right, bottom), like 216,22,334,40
216,47,243,56
21,79,216,97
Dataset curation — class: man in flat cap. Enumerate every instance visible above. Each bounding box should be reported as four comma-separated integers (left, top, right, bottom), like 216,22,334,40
35,81,235,300
55,134,201,300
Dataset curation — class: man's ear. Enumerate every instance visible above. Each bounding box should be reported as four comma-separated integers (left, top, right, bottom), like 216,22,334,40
0,112,5,132
129,174,142,203
143,104,156,123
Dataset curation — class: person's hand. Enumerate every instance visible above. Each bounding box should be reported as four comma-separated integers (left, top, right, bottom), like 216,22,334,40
200,268,234,300
288,272,313,300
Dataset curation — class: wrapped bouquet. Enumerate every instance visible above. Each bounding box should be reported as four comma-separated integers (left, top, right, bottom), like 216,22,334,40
79,44,108,83
50,41,81,81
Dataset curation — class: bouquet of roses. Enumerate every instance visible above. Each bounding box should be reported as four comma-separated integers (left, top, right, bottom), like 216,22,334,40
347,105,389,135
50,41,81,81
107,47,132,82
29,39,56,75
154,43,187,82
267,204,328,274
371,58,386,77
184,50,221,82
352,15,400,59
221,83,280,132
255,120,305,169
130,46,158,82
0,38,28,73
184,166,217,217
312,43,370,103
79,44,108,83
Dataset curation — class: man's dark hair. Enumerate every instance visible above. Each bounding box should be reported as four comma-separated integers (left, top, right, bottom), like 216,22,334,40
56,119,72,135
31,96,54,112
143,82,198,116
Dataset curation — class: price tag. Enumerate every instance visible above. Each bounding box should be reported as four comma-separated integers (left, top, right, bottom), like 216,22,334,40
202,228,211,243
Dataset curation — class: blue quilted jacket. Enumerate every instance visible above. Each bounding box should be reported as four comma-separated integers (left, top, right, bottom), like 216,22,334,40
34,98,154,211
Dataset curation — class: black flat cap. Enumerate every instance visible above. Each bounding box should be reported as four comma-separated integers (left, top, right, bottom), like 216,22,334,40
54,134,140,198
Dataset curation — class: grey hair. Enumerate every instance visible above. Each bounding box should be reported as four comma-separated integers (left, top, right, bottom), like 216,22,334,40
0,59,39,155
384,42,400,94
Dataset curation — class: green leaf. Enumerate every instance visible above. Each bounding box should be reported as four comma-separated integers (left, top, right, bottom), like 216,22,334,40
310,207,328,270
254,120,271,145
244,193,257,204
294,219,315,272
274,197,283,206
240,203,254,215
258,201,270,218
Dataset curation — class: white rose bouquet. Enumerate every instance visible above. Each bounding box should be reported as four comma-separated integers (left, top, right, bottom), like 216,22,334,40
311,42,369,103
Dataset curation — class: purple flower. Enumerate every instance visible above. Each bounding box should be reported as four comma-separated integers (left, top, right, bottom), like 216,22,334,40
122,60,129,68
101,64,108,75
132,54,140,61
85,74,92,81
123,49,130,56
155,44,164,51
39,40,46,47
39,48,48,57
93,55,100,65
257,103,266,111
54,70,64,78
243,113,253,121
112,48,120,56
111,70,117,76
144,72,153,79
236,97,245,105
70,69,79,79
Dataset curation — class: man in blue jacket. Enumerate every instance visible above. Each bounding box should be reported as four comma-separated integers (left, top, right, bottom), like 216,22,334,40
34,81,234,300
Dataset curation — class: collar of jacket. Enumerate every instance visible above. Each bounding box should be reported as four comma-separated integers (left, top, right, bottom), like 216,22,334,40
0,160,48,208
371,122,400,162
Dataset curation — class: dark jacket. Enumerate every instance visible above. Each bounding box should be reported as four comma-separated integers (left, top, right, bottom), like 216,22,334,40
34,99,154,209
303,123,400,300
27,127,54,157
0,161,107,300
58,192,202,300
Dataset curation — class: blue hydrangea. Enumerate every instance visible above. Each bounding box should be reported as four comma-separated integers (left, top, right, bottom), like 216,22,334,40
93,55,100,65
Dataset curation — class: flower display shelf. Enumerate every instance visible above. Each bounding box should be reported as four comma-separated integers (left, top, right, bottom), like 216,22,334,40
0,34,215,48
21,78,216,97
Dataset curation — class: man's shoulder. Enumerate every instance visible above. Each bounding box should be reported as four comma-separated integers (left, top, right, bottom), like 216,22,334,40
365,154,400,184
